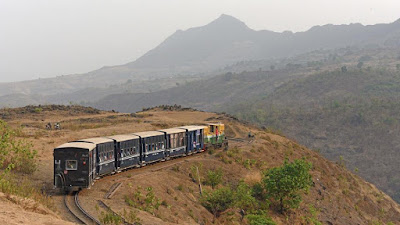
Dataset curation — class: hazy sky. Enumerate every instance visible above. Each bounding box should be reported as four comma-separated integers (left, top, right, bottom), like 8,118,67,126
1,0,399,83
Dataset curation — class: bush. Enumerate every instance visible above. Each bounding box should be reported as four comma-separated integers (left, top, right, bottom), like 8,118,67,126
262,159,312,213
204,168,223,189
246,214,276,225
125,186,161,215
200,186,234,218
0,120,37,174
99,210,123,225
234,181,258,211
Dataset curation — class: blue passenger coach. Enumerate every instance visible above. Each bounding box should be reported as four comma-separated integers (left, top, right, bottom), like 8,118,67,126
179,126,205,154
159,128,187,158
74,138,115,176
108,134,141,170
132,131,166,164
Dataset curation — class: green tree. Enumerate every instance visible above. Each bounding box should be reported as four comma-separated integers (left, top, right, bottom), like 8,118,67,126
262,159,312,213
200,186,234,218
234,181,258,211
204,168,223,189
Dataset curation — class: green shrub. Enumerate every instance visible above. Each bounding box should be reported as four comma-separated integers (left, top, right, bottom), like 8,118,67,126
125,186,161,215
34,107,43,113
99,210,123,225
200,186,234,218
0,120,47,208
262,159,312,213
234,181,258,211
0,120,37,174
246,214,276,225
252,182,266,201
204,168,223,189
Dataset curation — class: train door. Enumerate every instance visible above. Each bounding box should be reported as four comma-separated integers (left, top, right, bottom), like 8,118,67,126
200,129,204,149
188,131,193,153
95,146,100,175
114,141,120,169
141,138,146,163
166,133,170,158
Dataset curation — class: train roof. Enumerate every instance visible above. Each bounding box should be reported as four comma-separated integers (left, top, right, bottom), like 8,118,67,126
132,131,164,138
76,137,113,145
207,123,223,126
179,125,206,131
55,142,96,151
158,128,186,134
107,134,139,142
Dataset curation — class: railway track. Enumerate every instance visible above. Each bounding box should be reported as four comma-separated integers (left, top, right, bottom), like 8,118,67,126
64,191,101,225
63,146,229,224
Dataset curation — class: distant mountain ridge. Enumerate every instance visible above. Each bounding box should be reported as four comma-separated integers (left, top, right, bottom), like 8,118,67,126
128,14,400,70
1,15,400,103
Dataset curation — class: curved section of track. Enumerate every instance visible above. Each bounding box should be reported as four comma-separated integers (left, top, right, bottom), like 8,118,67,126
64,191,101,225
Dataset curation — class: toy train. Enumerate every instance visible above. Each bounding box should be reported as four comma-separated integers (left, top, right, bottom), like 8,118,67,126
54,123,228,191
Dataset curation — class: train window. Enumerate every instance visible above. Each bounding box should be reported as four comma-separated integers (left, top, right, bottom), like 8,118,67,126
66,160,77,170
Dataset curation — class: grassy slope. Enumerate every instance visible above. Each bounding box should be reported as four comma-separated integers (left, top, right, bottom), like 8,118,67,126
1,105,400,224
224,68,400,202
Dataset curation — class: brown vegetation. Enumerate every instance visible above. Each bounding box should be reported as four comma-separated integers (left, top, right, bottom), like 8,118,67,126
0,105,399,224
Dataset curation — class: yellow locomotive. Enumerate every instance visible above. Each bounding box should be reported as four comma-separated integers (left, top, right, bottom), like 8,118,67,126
204,123,228,150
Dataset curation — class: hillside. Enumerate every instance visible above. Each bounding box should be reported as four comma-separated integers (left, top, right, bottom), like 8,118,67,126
0,193,74,225
1,105,400,224
1,15,400,106
224,67,400,203
90,46,399,112
87,46,400,204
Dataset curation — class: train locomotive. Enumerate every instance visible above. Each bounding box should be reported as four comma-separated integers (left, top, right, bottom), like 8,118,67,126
54,123,227,191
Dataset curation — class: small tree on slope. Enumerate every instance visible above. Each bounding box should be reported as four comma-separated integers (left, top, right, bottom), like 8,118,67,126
262,159,312,213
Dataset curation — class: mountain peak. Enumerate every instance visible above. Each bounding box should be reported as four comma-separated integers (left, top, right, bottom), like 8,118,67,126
207,14,249,30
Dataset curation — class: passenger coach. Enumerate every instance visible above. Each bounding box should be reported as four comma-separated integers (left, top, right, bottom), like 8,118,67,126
179,126,205,154
75,138,115,176
54,142,96,190
108,134,140,170
159,128,187,158
132,131,166,164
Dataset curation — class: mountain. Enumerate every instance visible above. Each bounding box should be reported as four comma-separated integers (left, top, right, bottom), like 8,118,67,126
1,15,400,103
